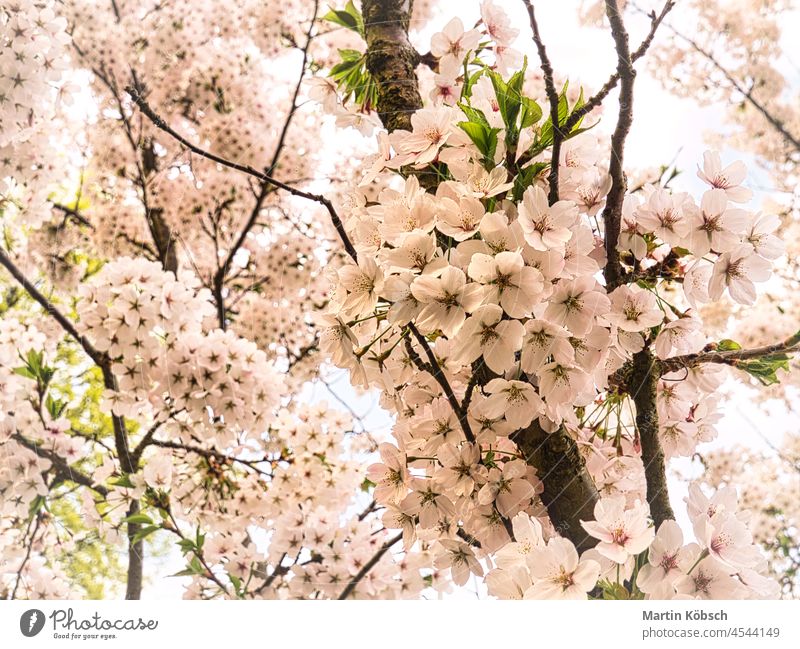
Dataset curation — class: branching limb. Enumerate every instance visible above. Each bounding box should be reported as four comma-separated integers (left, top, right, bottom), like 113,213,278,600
212,0,320,327
660,332,800,375
52,202,94,229
337,531,403,600
406,324,476,443
600,0,636,290
654,14,800,154
0,247,106,367
125,86,357,262
12,433,110,497
147,438,277,478
0,247,141,598
562,1,675,134
522,0,563,204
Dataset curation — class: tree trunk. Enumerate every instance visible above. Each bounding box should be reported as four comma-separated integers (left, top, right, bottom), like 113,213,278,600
362,0,422,133
514,423,599,552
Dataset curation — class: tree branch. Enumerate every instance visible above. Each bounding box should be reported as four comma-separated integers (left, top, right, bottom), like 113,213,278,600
562,1,675,134
337,531,402,599
512,422,599,552
655,15,800,154
52,202,94,229
600,0,636,290
147,438,276,477
660,331,800,375
631,349,674,527
0,247,106,367
125,85,357,262
406,324,475,444
522,0,563,204
0,246,141,597
212,0,320,327
12,433,109,497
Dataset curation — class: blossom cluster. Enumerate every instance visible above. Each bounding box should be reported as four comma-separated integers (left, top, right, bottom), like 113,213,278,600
0,0,74,227
0,317,80,598
316,0,784,599
486,484,777,599
77,258,283,440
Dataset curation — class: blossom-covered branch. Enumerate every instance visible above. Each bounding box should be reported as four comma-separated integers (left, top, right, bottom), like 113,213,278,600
660,332,800,375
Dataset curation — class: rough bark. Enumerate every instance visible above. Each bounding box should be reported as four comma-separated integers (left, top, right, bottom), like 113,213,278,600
631,349,674,527
600,0,636,290
362,0,422,133
513,422,599,552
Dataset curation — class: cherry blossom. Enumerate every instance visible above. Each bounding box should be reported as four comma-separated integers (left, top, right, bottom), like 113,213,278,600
525,538,600,600
697,151,753,203
581,497,655,563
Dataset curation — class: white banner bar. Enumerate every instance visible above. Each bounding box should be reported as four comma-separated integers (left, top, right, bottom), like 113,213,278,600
0,600,798,648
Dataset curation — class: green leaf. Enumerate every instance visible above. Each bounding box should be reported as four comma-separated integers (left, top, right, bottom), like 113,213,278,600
599,579,630,600
177,538,196,555
45,394,67,419
457,102,490,127
14,349,55,387
738,355,791,386
110,474,135,489
483,450,498,469
519,95,543,129
717,339,742,351
527,82,596,159
228,573,242,596
195,527,206,550
458,121,500,164
328,48,377,109
189,555,204,574
461,66,486,100
361,477,376,492
512,162,549,201
13,365,36,380
29,495,47,517
122,513,154,526
132,525,160,545
321,1,365,37
171,556,205,578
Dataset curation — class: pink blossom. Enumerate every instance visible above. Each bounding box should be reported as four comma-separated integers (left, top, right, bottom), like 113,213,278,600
581,497,655,563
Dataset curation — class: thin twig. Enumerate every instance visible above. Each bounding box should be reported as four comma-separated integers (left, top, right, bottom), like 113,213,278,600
650,9,800,153
406,324,475,443
337,531,402,599
660,332,800,374
212,0,321,326
562,1,675,134
522,0,563,203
